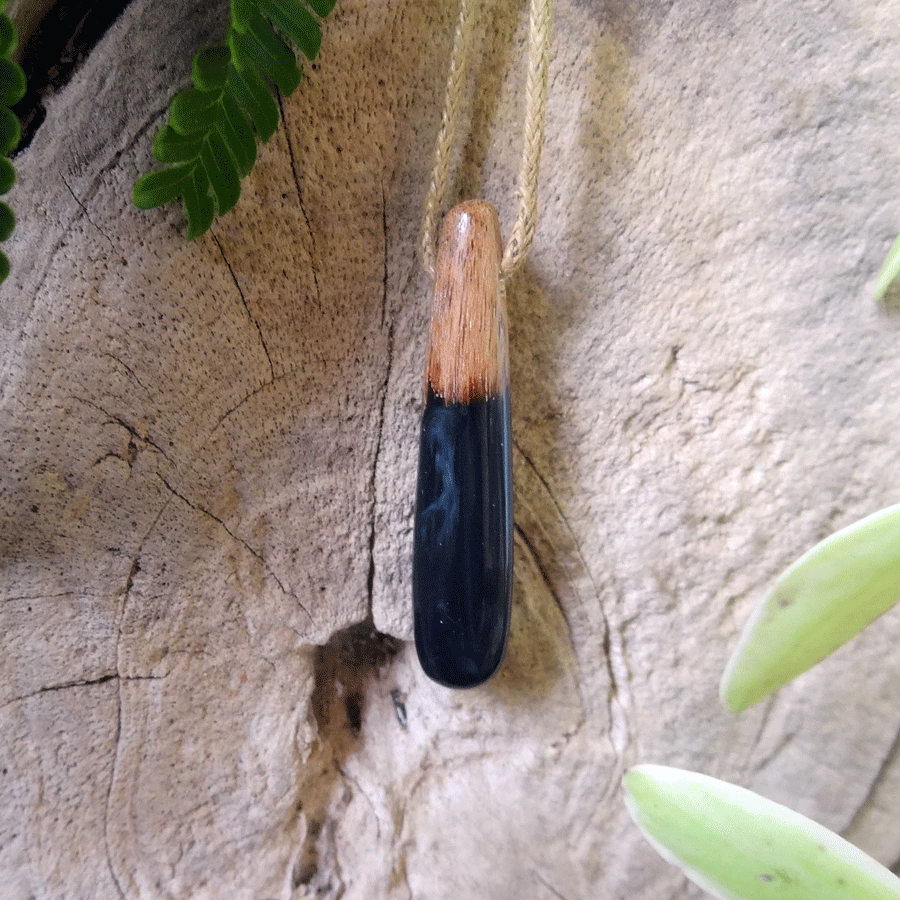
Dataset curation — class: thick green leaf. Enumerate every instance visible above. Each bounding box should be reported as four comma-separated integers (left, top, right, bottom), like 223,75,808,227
305,0,337,17
0,155,14,193
225,63,279,141
624,765,900,900
235,13,302,95
200,130,240,215
169,87,221,135
874,232,900,301
0,104,19,154
219,94,256,176
153,124,205,164
0,57,25,106
230,0,258,33
260,0,320,61
721,503,900,712
183,170,215,239
132,164,193,209
192,45,231,91
0,15,15,59
228,26,253,71
0,6,17,282
0,199,12,240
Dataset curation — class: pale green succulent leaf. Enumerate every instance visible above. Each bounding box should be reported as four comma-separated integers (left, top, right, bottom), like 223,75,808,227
624,765,900,900
874,233,900,300
721,502,900,712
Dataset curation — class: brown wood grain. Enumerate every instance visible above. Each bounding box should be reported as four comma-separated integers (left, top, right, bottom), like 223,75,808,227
425,200,507,403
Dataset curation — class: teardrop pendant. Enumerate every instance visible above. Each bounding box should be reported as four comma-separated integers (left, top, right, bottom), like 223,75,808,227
412,201,513,688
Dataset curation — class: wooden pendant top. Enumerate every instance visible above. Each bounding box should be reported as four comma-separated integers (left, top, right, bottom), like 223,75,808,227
425,201,508,404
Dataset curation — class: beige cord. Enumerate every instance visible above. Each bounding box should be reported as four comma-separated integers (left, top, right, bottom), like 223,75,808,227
419,0,479,282
419,0,554,283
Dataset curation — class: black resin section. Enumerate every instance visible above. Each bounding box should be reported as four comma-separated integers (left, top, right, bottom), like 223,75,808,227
413,386,513,688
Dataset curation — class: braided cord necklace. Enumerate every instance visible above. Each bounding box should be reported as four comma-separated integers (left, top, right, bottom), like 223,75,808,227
412,0,554,688
419,0,554,281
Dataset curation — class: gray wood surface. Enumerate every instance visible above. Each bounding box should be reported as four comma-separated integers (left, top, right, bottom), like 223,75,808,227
2,0,900,897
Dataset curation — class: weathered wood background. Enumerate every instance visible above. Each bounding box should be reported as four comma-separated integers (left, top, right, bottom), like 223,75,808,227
2,0,900,897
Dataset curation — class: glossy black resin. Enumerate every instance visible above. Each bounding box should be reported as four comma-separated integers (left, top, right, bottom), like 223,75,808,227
413,386,513,688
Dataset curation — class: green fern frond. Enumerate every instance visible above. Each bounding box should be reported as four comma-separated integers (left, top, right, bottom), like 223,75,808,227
0,0,24,282
134,0,335,239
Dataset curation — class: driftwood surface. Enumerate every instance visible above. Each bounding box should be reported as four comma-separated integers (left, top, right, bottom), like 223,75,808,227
2,0,900,897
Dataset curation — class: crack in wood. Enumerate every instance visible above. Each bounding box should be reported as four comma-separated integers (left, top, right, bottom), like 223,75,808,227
753,729,797,775
101,351,147,390
104,541,141,899
747,694,778,769
1,590,77,604
60,173,115,246
512,520,589,742
514,521,567,621
380,180,389,329
156,473,311,620
844,718,900,835
533,870,571,900
212,378,276,432
336,761,382,839
72,395,169,460
3,106,166,398
212,234,275,381
101,505,168,900
0,672,164,710
277,92,323,313
365,183,395,620
104,672,128,900
512,439,632,763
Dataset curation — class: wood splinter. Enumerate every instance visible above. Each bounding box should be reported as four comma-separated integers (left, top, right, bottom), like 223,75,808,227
412,200,513,689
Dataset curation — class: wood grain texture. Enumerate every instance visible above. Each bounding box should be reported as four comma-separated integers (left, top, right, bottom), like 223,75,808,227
425,200,507,403
1,0,900,898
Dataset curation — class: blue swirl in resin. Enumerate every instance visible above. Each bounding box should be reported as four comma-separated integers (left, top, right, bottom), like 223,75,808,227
412,386,513,688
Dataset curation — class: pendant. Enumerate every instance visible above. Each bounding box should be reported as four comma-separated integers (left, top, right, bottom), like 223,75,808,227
412,200,513,688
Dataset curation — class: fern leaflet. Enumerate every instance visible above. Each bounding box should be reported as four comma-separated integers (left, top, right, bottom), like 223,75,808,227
133,0,336,239
0,0,25,281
